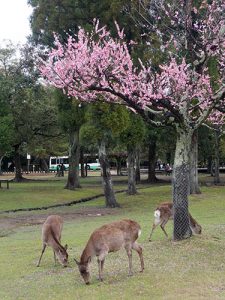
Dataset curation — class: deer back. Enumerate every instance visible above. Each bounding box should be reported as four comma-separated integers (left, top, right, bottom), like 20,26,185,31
42,215,63,244
80,219,141,262
42,215,68,266
155,202,174,221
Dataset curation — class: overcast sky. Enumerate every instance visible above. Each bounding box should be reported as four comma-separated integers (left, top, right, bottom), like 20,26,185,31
0,0,32,45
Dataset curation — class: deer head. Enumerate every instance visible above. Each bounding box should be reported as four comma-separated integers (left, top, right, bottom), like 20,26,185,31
57,244,68,267
74,257,91,285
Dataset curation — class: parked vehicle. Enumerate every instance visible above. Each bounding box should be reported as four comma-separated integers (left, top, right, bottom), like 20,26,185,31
49,156,101,172
49,156,69,172
86,159,101,171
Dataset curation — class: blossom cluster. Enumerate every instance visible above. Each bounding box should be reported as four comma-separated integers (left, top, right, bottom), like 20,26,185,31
40,4,224,127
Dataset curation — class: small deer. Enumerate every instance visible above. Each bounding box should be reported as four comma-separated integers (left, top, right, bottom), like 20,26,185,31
74,219,144,284
149,202,202,241
37,215,68,267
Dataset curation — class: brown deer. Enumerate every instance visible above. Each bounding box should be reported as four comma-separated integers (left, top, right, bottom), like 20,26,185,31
37,215,68,267
149,202,202,241
74,219,144,284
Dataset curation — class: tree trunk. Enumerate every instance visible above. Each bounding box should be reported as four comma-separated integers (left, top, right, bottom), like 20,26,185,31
13,144,24,182
116,156,123,176
173,128,192,240
189,130,201,194
98,140,120,207
40,158,49,172
207,156,213,175
127,146,137,195
0,155,3,175
80,147,86,178
214,130,220,184
147,137,158,183
65,129,81,190
135,147,141,183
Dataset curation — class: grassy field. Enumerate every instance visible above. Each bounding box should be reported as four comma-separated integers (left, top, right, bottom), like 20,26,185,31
1,174,225,299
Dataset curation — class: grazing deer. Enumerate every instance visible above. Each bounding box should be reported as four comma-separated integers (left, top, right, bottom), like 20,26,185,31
37,215,68,267
149,202,202,241
74,219,144,284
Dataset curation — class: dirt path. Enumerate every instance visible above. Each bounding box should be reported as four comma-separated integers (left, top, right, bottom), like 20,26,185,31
0,206,119,235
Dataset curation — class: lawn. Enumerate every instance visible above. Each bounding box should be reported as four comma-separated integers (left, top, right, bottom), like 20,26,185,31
0,174,131,212
1,174,225,299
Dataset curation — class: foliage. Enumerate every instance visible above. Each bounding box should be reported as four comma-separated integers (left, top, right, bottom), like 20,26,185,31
55,89,86,133
26,87,67,158
0,114,14,157
29,0,141,46
154,126,176,163
80,102,129,146
0,42,62,160
119,112,146,149
198,126,214,165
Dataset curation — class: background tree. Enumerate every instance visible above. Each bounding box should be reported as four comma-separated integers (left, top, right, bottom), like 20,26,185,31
81,102,129,207
0,42,60,181
54,89,86,189
0,43,35,181
0,63,14,174
26,87,65,172
0,113,13,174
120,112,145,194
28,0,141,47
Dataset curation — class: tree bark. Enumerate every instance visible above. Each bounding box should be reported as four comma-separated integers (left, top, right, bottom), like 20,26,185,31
80,147,86,178
127,146,137,195
98,140,120,207
207,156,213,175
135,147,141,184
147,137,158,183
115,156,123,176
13,144,24,182
0,156,3,175
40,158,49,172
189,130,201,194
214,130,220,184
65,129,81,190
173,128,192,240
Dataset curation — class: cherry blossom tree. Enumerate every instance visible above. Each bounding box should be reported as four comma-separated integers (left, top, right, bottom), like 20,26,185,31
40,1,224,240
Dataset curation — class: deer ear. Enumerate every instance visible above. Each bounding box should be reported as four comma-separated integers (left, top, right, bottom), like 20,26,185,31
74,258,80,265
64,244,68,250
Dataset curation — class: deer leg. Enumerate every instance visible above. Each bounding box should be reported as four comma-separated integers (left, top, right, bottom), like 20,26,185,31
58,234,61,243
101,259,105,273
53,251,57,265
149,223,157,241
37,244,47,267
160,219,169,238
97,259,102,281
149,216,162,241
97,250,108,281
132,242,144,272
125,245,133,276
97,258,105,281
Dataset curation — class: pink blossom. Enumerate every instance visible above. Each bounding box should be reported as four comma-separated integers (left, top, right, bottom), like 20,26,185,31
40,13,224,128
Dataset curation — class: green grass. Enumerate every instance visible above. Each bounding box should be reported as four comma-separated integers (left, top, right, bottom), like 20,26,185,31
0,176,131,211
1,176,225,299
